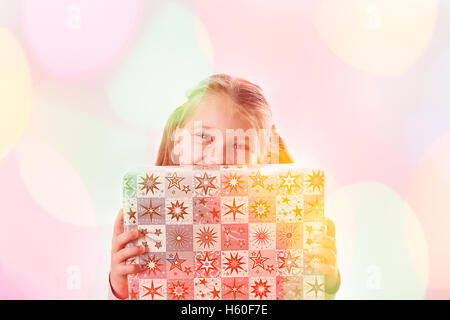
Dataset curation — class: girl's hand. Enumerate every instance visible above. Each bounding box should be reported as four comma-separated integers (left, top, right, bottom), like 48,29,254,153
305,217,340,299
109,209,144,299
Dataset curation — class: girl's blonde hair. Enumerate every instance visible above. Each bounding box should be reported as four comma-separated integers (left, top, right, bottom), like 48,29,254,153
155,74,292,165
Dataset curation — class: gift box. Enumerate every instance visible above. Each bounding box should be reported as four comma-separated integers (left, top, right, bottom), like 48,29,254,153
123,164,326,300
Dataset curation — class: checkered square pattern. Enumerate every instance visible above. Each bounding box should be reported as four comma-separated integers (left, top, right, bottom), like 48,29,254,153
123,164,325,300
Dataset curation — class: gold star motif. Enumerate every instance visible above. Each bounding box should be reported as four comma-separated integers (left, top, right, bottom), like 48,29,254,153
129,289,138,300
223,252,245,275
305,198,324,217
306,170,324,193
139,228,148,237
169,280,189,300
184,267,192,275
223,172,244,193
293,286,302,298
250,199,270,219
279,170,300,193
139,173,161,195
249,170,268,188
165,172,184,190
195,172,217,195
167,200,189,222
209,207,220,219
126,208,136,221
306,276,325,299
140,199,161,223
182,185,191,194
293,205,303,218
224,198,245,221
142,280,163,300
249,251,269,269
196,252,219,277
167,253,186,271
210,287,220,299
224,278,246,299
141,255,163,276
279,251,300,274
251,279,271,299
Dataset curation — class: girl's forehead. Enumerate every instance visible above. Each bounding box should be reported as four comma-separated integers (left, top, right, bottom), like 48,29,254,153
185,93,252,130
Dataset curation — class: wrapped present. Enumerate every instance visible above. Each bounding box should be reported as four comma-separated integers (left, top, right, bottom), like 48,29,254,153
122,164,326,300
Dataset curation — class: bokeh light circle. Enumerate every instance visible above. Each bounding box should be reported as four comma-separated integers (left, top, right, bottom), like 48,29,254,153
20,0,142,80
315,0,438,76
24,86,153,226
195,0,403,188
332,182,428,299
195,18,214,66
0,28,32,160
0,0,20,32
402,206,429,289
107,1,213,130
16,137,97,227
406,130,450,297
0,152,100,298
441,0,450,7
404,47,450,161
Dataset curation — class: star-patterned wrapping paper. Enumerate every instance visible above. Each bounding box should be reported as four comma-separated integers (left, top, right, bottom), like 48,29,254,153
123,164,326,300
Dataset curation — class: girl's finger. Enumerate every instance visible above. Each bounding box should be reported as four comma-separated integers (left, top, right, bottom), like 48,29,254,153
113,209,124,238
310,232,336,251
114,245,145,264
307,247,337,265
112,229,139,253
325,217,336,238
119,263,143,276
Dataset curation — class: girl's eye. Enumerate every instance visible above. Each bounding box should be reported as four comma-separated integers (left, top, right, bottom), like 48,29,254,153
196,133,213,143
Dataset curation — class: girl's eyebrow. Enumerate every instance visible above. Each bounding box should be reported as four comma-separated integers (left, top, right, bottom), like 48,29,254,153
190,125,214,135
191,124,213,130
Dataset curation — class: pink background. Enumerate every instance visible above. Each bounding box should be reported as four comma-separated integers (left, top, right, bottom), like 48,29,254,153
1,0,450,299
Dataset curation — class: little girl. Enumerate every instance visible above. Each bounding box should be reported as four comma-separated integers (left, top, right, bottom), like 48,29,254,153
109,74,340,299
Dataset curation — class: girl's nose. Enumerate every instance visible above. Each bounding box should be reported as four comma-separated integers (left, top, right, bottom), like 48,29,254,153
199,144,222,165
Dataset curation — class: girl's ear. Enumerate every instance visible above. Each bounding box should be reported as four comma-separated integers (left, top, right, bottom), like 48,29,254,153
172,135,183,163
172,128,192,165
172,134,182,158
170,129,185,165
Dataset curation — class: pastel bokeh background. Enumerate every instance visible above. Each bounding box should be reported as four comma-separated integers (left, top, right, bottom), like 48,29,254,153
1,0,449,299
